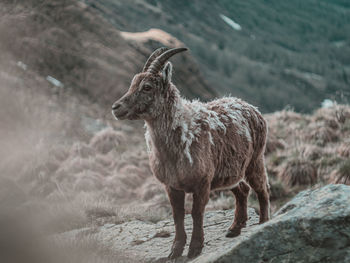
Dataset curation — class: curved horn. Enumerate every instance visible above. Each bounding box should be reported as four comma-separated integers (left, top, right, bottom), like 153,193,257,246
147,47,188,74
142,47,170,72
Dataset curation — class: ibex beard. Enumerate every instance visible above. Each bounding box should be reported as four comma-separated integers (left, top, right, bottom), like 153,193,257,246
112,47,270,259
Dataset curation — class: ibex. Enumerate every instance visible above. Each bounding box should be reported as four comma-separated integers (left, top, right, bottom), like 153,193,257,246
112,47,270,259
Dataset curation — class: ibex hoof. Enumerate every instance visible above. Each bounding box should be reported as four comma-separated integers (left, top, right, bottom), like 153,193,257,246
168,241,185,259
187,246,203,259
225,227,242,238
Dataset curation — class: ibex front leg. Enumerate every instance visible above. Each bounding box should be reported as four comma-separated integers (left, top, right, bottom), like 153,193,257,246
188,183,210,258
166,186,186,259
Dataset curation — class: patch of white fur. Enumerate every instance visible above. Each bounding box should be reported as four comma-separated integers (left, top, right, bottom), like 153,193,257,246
144,124,152,153
208,132,214,145
171,97,255,164
219,98,253,142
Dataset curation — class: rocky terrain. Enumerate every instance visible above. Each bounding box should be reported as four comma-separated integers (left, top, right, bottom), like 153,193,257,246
55,184,350,263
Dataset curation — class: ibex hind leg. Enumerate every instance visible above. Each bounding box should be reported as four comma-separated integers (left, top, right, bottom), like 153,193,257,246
226,181,250,238
245,156,270,223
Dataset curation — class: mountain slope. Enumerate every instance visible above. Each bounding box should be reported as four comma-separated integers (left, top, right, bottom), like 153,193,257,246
0,0,216,110
84,0,350,112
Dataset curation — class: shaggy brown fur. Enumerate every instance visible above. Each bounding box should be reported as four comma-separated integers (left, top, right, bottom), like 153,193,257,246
112,47,270,259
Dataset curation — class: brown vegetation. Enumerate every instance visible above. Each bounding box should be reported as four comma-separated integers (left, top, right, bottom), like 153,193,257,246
329,159,350,185
337,142,350,158
265,104,350,201
279,159,318,187
265,133,286,155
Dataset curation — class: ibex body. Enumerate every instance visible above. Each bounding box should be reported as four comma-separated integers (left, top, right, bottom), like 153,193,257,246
112,47,270,259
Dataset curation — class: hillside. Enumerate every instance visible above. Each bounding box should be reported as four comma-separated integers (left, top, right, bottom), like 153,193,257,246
84,0,350,112
0,0,216,111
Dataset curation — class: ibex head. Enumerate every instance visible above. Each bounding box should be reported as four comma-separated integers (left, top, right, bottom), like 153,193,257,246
112,47,187,120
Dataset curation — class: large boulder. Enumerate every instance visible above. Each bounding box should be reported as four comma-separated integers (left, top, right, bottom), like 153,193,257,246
197,184,350,263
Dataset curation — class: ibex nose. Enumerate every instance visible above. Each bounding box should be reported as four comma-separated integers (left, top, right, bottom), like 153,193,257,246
112,103,121,110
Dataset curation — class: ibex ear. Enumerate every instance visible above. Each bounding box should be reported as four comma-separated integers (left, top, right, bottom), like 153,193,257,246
162,62,173,84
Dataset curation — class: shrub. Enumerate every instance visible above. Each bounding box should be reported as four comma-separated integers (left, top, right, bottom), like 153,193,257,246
279,159,317,187
265,133,286,155
337,142,350,158
330,159,350,185
90,128,126,154
305,125,338,146
69,143,95,159
319,156,344,168
301,145,323,161
268,178,288,201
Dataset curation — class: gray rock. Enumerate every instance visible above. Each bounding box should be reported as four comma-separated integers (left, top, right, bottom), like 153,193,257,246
57,184,350,263
196,184,350,263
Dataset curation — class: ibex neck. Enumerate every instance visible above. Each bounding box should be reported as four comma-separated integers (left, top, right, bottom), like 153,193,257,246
146,90,183,131
144,87,187,157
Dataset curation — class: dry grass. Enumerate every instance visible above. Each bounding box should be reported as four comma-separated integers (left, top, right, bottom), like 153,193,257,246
300,144,324,161
329,159,350,185
337,142,350,158
90,128,127,154
305,124,339,146
265,132,286,155
278,158,318,187
268,177,289,202
265,105,350,203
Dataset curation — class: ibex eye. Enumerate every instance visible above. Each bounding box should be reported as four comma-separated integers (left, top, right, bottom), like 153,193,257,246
142,84,153,92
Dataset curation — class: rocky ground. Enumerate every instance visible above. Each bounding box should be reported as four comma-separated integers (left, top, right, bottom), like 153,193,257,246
55,184,350,263
56,209,258,262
